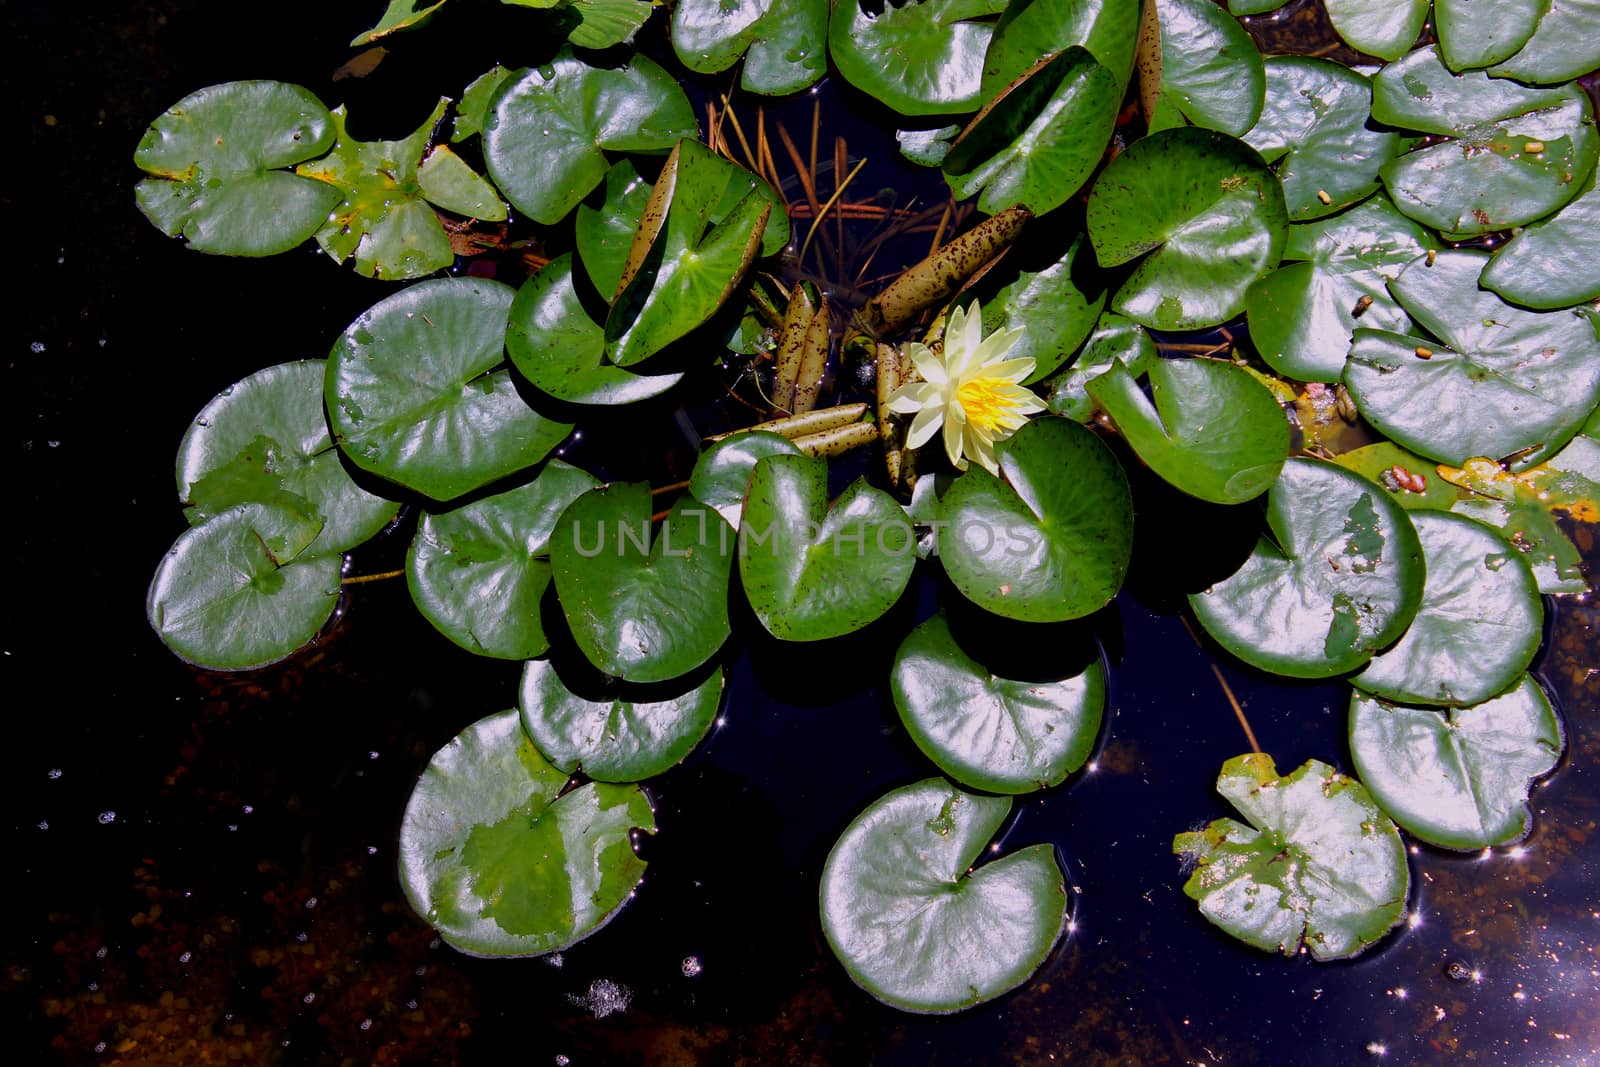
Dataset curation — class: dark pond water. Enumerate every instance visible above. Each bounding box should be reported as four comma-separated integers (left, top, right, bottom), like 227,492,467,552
5,1,1599,1064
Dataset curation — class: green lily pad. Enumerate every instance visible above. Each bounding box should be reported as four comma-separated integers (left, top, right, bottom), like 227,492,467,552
483,53,698,224
575,160,654,297
1331,441,1459,511
1243,58,1404,220
176,361,400,556
1155,0,1265,136
1046,312,1156,422
134,81,341,257
560,0,655,49
939,417,1133,622
147,503,342,671
944,47,1122,217
1323,0,1429,61
897,125,961,167
1087,356,1289,504
1228,0,1287,12
980,0,1141,98
294,101,456,280
407,460,600,660
1452,498,1588,594
1343,250,1600,468
1173,754,1409,961
688,431,804,529
819,778,1067,1013
327,278,573,501
1481,173,1600,309
1352,511,1543,707
506,255,683,406
452,65,512,143
738,453,915,641
1188,458,1425,678
1086,127,1288,330
606,140,773,368
417,145,507,220
1243,196,1436,382
551,484,733,682
398,708,654,957
1435,0,1545,71
968,235,1105,385
671,0,827,96
891,611,1104,793
1372,47,1599,236
1489,0,1600,85
828,0,1008,117
353,0,449,45
1349,677,1563,850
519,657,722,782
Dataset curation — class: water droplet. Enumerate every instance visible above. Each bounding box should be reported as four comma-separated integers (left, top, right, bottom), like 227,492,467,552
47,768,62,780
360,1018,372,1031
303,992,315,1004
29,341,45,354
179,951,192,963
681,955,702,978
97,810,116,825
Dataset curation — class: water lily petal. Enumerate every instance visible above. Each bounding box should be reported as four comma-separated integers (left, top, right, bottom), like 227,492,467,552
965,427,1000,476
909,343,949,387
978,356,1036,384
973,326,1026,368
906,404,944,449
888,381,941,414
943,396,968,468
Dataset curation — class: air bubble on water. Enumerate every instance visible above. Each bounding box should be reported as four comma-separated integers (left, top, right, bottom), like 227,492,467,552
305,896,317,908
567,978,632,1019
98,811,116,825
37,820,48,831
555,1057,570,1067
30,341,45,353
303,992,315,1004
360,1018,373,1031
546,952,564,969
94,1042,106,1054
179,951,192,963
242,804,254,814
47,768,62,779
681,956,702,978
95,947,107,959
405,999,417,1010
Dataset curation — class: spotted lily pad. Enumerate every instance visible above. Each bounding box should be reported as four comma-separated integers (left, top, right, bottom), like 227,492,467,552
1343,250,1600,468
1243,196,1436,382
398,708,654,957
1154,0,1265,136
1173,754,1409,961
1352,511,1543,707
828,0,1008,117
980,0,1141,98
819,778,1067,1013
739,453,916,641
134,81,341,257
671,0,827,95
1243,58,1404,220
176,361,400,556
147,503,342,671
1489,0,1600,85
519,657,722,782
966,235,1105,385
1480,173,1600,309
1189,458,1425,678
1088,356,1289,505
575,160,654,297
483,53,698,224
939,417,1133,622
1086,127,1288,330
1046,312,1155,422
551,484,734,683
891,611,1104,794
1322,0,1429,61
1435,0,1545,71
1331,441,1460,512
688,431,803,529
1349,677,1563,850
327,278,572,501
506,255,683,406
1372,47,1599,236
407,460,600,660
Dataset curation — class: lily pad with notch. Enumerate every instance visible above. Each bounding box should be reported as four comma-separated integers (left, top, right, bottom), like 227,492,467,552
398,708,654,957
575,160,654,297
688,430,803,529
819,778,1067,1013
1045,312,1155,422
828,0,1008,117
980,0,1141,99
1154,0,1265,136
1173,754,1409,961
670,0,828,96
1322,0,1429,62
1480,173,1600,309
1434,0,1545,72
963,234,1105,385
1488,0,1600,85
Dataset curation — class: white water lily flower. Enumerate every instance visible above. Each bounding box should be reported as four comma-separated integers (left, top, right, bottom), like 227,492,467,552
886,301,1045,476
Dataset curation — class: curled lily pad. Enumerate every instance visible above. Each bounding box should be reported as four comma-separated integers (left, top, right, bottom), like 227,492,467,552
891,611,1104,793
1480,174,1600,309
828,0,1007,117
177,361,400,556
1243,196,1436,383
407,460,600,660
147,503,341,671
980,0,1141,98
1349,677,1563,851
738,453,916,641
967,235,1105,385
1435,0,1545,71
551,484,733,683
1088,356,1289,505
671,0,827,95
484,53,698,224
688,431,803,529
1352,511,1543,707
353,0,449,45
1086,127,1287,330
1189,458,1425,678
1173,754,1409,961
558,0,656,49
575,160,653,297
452,65,512,143
939,417,1133,622
944,47,1121,217
416,145,507,221
1323,0,1429,62
1489,0,1600,85
134,81,341,257
819,778,1067,1013
519,657,722,782
1243,58,1403,220
398,708,654,957
1343,250,1600,468
1046,312,1155,422
897,125,960,167
506,255,683,406
1372,47,1599,236
1155,0,1265,136
327,278,572,501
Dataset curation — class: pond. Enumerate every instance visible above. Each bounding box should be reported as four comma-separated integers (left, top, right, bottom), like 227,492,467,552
6,0,1600,1063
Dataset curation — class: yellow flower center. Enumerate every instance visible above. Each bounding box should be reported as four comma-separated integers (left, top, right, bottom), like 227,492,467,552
957,376,1031,435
